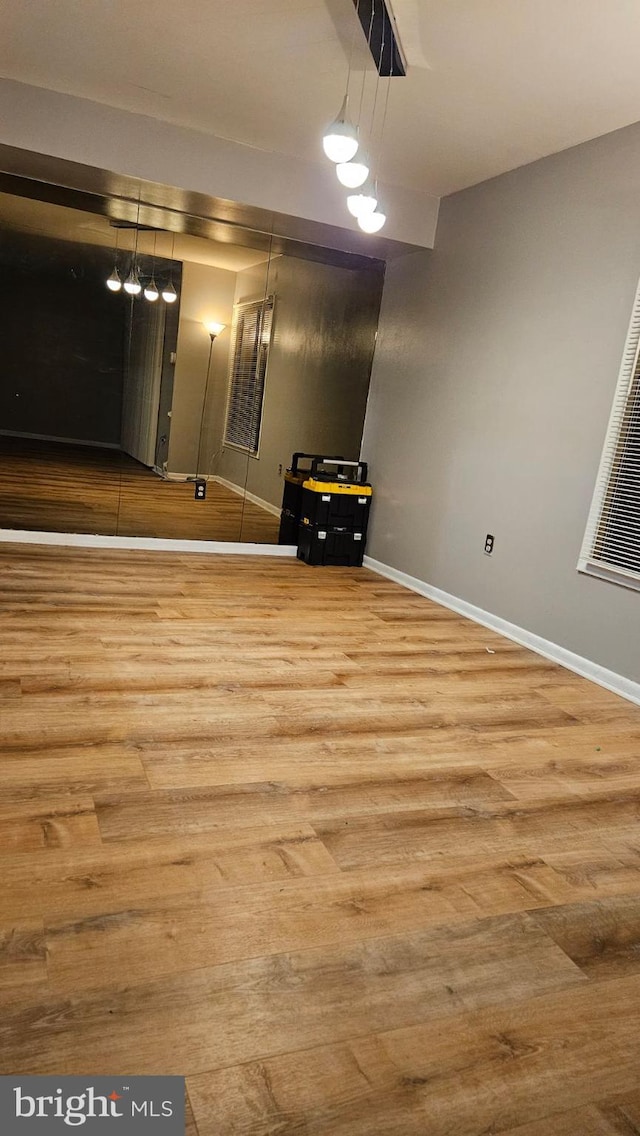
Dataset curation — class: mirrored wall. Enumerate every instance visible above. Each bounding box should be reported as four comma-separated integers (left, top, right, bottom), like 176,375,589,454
0,180,383,544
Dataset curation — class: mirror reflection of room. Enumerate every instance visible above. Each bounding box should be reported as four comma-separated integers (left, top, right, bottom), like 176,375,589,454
0,187,383,545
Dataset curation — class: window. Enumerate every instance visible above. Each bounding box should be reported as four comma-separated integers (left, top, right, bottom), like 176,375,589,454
223,296,274,456
579,279,640,590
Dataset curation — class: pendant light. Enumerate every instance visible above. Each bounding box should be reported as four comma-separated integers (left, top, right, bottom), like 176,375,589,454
347,179,378,218
106,223,122,291
322,94,359,164
336,154,370,188
322,1,364,164
357,206,386,233
354,15,390,235
162,231,179,304
124,192,142,294
144,231,160,301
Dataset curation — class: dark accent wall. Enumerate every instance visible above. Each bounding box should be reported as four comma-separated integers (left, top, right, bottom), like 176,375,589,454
0,230,126,445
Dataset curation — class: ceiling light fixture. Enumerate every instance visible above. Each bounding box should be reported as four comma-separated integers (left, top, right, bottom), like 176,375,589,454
322,94,359,164
347,179,378,217
322,0,364,164
357,207,386,233
355,7,391,234
336,154,370,188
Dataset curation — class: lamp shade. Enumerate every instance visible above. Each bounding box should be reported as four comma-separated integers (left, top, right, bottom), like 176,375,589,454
336,157,369,188
357,209,387,233
203,320,226,338
347,181,378,218
322,95,359,164
144,280,159,302
162,282,178,304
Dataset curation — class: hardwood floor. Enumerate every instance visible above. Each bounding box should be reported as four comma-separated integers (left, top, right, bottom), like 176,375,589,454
0,436,279,543
1,542,640,1135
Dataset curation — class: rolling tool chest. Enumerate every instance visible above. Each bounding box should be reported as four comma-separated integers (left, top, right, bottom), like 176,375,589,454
278,451,347,545
295,456,372,567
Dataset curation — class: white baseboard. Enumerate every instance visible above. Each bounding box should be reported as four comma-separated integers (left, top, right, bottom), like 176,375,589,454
364,555,640,708
161,472,281,519
0,529,296,557
0,430,120,450
213,476,281,519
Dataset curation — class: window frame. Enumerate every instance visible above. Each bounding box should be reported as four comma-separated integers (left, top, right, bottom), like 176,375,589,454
578,275,640,593
223,295,275,459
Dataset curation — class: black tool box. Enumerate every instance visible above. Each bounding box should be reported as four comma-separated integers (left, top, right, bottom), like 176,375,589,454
297,525,365,567
295,456,372,567
278,452,347,544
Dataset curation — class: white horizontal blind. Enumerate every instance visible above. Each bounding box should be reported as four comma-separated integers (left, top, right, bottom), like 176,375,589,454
579,276,640,590
224,297,274,456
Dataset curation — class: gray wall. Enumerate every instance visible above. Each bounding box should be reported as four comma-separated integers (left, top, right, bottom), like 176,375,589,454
217,254,383,509
362,121,640,683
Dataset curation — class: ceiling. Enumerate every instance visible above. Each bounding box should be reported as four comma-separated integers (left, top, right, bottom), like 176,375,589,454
0,191,270,272
2,0,640,197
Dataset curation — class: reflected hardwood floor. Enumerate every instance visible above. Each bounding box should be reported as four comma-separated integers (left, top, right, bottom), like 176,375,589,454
0,436,279,543
1,542,640,1135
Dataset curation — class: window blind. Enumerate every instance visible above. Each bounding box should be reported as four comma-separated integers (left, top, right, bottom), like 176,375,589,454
579,278,640,590
224,297,274,456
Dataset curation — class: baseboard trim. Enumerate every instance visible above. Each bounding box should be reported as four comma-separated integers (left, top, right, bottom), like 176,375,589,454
213,476,281,519
163,472,281,519
0,429,120,450
0,528,296,557
364,555,640,707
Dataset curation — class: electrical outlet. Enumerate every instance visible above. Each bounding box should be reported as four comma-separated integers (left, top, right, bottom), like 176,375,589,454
194,479,207,501
278,463,283,476
484,533,495,555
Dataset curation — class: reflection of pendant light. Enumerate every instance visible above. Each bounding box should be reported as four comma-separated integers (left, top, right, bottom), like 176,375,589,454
144,231,160,301
106,224,122,291
124,191,142,294
124,268,141,295
162,231,178,303
106,267,122,292
347,179,378,217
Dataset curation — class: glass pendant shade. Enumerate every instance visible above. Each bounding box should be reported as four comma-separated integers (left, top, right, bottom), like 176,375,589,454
322,95,359,164
162,281,178,304
144,280,159,302
106,268,122,292
124,269,142,295
336,157,369,188
347,182,378,218
357,209,387,234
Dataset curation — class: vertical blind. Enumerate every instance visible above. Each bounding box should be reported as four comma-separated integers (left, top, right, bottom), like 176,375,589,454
224,296,274,456
579,278,640,589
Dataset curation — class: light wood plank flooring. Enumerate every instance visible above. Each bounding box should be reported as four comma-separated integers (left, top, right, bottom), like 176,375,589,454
1,543,640,1135
0,436,279,543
